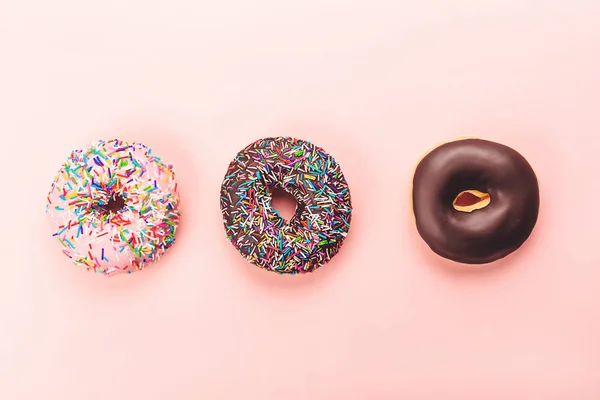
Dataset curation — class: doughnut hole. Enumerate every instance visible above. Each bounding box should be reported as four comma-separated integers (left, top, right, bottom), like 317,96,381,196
102,194,126,214
271,187,301,222
453,190,491,213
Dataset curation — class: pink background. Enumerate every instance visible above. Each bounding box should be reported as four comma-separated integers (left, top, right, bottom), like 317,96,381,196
1,1,600,398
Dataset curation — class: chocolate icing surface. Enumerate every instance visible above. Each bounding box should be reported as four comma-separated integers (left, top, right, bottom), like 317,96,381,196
412,139,539,264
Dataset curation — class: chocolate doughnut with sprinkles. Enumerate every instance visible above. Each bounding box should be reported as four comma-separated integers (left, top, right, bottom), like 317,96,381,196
220,137,352,274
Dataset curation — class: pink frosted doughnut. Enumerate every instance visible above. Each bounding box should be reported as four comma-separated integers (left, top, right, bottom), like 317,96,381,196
46,139,180,276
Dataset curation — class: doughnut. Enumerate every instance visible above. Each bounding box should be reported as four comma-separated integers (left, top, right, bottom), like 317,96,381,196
220,137,352,274
412,138,539,264
46,139,180,276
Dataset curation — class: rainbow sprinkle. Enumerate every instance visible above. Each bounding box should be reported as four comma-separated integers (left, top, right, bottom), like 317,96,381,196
220,137,352,274
46,139,180,276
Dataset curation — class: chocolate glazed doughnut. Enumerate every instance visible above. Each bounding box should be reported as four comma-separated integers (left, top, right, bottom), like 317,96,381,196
412,139,539,264
220,137,352,274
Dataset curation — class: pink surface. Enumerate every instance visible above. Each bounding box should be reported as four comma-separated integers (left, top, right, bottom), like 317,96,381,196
1,1,599,398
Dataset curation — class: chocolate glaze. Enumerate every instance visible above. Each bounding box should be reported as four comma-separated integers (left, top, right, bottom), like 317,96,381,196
412,139,539,264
